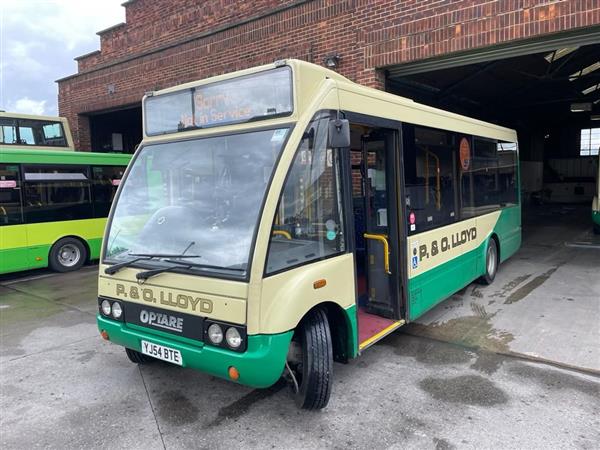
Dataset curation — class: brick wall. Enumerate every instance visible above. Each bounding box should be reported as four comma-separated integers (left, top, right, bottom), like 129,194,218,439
58,0,600,150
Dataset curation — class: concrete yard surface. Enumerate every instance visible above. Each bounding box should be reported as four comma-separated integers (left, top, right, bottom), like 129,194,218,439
409,204,600,373
0,205,599,449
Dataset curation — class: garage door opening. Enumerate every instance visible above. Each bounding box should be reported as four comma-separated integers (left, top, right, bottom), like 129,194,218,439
386,42,599,224
88,105,142,154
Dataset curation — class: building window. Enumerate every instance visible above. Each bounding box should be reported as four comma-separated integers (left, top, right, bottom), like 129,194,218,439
580,128,600,156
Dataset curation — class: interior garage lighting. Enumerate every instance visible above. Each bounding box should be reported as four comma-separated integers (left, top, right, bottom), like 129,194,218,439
582,84,600,95
570,102,592,112
544,47,577,63
569,61,600,81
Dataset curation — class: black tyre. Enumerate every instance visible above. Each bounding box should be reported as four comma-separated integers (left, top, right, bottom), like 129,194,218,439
291,308,333,410
479,238,498,285
594,223,600,235
125,348,155,364
49,237,87,272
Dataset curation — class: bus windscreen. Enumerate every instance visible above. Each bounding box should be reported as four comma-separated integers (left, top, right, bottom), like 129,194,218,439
144,67,293,136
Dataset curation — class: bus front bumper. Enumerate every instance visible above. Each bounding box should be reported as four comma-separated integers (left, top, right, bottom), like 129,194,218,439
97,315,293,388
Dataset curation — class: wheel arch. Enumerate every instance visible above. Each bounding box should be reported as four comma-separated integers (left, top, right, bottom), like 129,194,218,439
294,301,356,363
489,232,500,262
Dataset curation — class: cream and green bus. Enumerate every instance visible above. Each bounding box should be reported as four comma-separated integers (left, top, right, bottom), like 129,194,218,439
97,60,520,409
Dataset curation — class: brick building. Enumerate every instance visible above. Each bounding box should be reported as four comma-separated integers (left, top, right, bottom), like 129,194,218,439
58,0,600,190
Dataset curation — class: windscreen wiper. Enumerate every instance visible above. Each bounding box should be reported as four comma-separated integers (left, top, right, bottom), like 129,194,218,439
136,263,193,281
164,259,245,272
104,242,199,275
135,258,245,282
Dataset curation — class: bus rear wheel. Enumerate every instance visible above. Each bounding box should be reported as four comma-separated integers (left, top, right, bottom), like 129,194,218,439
125,348,155,364
288,308,333,410
479,238,498,285
49,237,87,272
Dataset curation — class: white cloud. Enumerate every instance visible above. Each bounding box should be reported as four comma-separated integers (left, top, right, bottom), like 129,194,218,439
2,0,125,51
4,41,45,74
0,0,125,114
9,97,48,115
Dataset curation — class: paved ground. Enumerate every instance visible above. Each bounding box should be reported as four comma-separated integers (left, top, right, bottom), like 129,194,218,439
1,205,599,449
411,204,600,372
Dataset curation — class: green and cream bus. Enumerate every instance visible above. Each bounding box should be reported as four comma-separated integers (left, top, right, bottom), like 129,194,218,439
0,148,131,274
97,60,520,409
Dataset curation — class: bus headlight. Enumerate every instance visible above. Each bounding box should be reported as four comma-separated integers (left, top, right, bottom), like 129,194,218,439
112,301,123,319
207,323,223,344
225,327,242,349
101,300,111,316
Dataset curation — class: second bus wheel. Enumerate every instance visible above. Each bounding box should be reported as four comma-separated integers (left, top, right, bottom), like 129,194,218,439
49,237,87,272
125,348,155,364
479,238,498,285
288,308,333,410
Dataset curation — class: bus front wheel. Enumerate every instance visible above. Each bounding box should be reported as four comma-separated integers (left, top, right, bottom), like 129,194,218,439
125,348,155,364
479,238,498,285
289,308,333,410
49,237,87,272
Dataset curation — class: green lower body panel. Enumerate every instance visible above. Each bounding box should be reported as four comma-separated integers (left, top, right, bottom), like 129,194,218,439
408,241,483,320
0,247,31,274
97,315,293,388
344,304,359,359
408,207,521,321
87,238,103,260
593,210,600,227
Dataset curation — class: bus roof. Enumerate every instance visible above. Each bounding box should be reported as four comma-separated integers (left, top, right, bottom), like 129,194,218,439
0,148,131,166
0,111,69,122
142,59,517,144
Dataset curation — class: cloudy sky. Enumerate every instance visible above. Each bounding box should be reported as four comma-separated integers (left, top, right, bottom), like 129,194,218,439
1,0,125,116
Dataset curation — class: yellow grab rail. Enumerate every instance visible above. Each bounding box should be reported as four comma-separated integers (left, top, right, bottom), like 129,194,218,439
363,233,391,274
272,230,292,240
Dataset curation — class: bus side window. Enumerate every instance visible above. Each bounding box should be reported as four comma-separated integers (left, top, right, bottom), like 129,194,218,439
92,165,125,217
23,165,93,223
0,119,18,144
0,164,23,225
18,126,36,145
460,138,518,218
265,113,346,274
497,142,518,206
403,125,457,234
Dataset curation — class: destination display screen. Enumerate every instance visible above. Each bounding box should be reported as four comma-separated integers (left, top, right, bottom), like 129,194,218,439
145,67,293,135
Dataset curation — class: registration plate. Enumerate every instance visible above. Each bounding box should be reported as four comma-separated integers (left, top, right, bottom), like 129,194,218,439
141,340,183,366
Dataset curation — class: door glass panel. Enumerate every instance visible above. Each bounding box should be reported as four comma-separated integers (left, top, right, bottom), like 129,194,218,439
0,164,23,225
351,125,401,348
365,139,388,232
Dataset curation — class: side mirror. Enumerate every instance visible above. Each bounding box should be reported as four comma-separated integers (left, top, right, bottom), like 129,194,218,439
328,118,350,148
